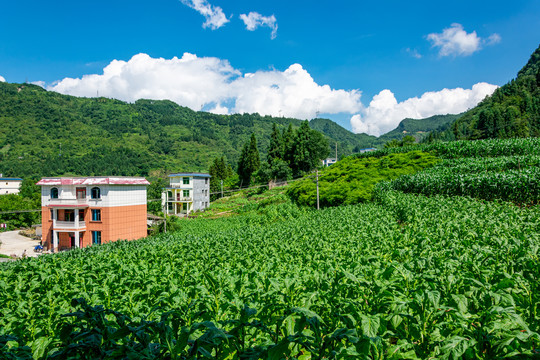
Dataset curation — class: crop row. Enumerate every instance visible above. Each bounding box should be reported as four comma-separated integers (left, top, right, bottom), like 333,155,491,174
432,155,540,173
355,137,540,159
384,166,540,203
2,193,540,358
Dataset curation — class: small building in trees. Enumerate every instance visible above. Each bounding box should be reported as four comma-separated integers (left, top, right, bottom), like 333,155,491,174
37,177,150,252
321,158,337,167
0,175,23,195
161,173,211,216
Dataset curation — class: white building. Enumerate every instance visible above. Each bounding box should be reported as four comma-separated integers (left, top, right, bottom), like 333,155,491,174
162,173,211,216
321,158,337,167
0,175,23,195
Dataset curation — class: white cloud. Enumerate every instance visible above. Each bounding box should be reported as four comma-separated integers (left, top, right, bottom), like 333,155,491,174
427,23,500,57
48,53,363,120
406,48,422,59
0,75,5,82
350,82,498,136
180,0,229,30
31,81,45,87
239,12,278,39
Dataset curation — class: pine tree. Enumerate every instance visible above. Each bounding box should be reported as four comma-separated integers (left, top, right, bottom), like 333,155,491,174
267,123,283,165
237,134,260,186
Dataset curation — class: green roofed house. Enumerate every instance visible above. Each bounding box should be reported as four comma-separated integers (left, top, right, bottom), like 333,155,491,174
0,175,23,195
161,173,211,216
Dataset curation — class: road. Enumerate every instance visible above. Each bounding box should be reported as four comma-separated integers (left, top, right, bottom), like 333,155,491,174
0,230,41,258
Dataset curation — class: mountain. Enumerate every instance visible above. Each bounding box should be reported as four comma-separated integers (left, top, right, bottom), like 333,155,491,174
378,114,460,143
450,44,540,139
308,118,377,156
0,82,376,179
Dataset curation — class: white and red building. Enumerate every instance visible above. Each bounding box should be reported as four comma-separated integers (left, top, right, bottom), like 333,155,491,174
37,177,149,251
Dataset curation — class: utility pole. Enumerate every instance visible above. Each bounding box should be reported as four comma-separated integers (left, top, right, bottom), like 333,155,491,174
316,169,320,210
163,216,167,233
335,142,338,161
221,180,224,198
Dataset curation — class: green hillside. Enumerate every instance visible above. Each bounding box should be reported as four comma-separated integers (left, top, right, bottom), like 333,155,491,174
451,44,540,139
0,82,369,179
379,114,460,142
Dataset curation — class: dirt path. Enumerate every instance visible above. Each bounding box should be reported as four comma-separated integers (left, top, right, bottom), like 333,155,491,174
0,230,41,258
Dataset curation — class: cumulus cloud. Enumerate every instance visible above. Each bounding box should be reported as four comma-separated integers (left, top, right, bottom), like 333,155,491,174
239,12,278,39
427,23,500,57
0,75,5,82
48,53,362,120
180,0,229,29
350,82,498,136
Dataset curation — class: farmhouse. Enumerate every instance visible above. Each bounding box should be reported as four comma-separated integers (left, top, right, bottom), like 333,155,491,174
0,175,23,195
162,173,210,216
37,177,150,251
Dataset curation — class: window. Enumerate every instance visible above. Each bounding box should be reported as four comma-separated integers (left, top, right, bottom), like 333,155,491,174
205,178,208,185
92,231,101,245
167,202,173,211
64,210,74,222
50,187,58,199
183,177,190,185
91,209,101,221
50,209,54,220
76,187,86,199
79,209,85,220
91,187,101,199
167,191,172,199
183,203,188,211
183,190,189,198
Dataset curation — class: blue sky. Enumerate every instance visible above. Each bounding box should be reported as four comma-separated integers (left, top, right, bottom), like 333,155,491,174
0,0,538,135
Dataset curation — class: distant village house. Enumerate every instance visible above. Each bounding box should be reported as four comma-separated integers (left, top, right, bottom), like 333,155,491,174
0,175,22,195
162,173,211,216
37,177,149,251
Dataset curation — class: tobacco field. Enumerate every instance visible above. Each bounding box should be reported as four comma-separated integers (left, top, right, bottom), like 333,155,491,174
1,190,540,359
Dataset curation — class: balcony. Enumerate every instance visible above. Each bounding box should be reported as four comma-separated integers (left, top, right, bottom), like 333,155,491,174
168,197,192,202
47,198,89,207
53,220,86,230
168,183,192,189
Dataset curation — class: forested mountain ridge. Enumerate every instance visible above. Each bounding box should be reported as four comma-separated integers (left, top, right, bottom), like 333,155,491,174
378,114,460,143
451,44,540,139
0,82,375,178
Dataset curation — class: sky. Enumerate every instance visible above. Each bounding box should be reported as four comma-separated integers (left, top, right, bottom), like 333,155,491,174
0,0,538,136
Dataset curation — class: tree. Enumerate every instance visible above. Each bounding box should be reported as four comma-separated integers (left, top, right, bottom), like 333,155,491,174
237,134,260,186
267,123,283,165
209,156,233,199
289,121,329,176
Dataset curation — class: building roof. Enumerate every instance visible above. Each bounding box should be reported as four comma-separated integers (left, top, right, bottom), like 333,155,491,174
168,173,211,178
36,177,150,186
0,178,23,181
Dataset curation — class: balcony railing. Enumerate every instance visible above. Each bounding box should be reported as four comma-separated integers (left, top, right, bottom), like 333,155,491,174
168,197,192,202
48,198,89,206
53,220,86,229
168,183,192,188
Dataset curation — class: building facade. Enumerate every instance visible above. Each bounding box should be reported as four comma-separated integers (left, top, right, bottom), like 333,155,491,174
37,177,150,251
0,175,23,195
162,173,210,216
321,158,337,167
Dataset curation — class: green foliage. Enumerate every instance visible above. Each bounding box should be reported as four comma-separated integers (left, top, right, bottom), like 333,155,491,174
0,194,40,230
287,151,439,207
2,191,540,358
451,45,540,139
355,137,540,160
209,156,234,200
0,82,371,179
237,134,261,186
287,121,329,176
